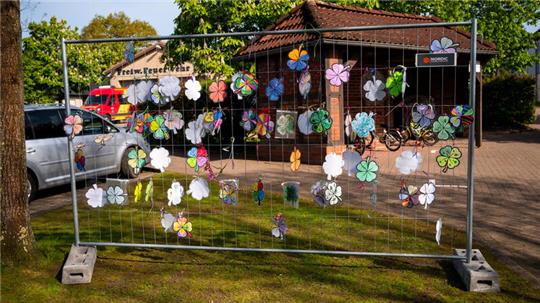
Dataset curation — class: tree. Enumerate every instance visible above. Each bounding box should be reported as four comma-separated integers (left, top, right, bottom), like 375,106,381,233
377,0,540,75
81,12,157,40
1,0,36,265
166,0,305,76
22,17,103,103
168,0,539,77
81,12,158,71
23,13,159,104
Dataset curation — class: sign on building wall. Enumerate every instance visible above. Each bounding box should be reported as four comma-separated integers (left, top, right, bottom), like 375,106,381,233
415,53,457,67
108,48,193,87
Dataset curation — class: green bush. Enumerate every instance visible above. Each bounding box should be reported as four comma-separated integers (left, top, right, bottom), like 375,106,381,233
483,72,536,129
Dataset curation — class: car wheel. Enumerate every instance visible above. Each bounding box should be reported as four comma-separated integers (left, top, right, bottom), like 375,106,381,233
121,147,140,179
27,172,37,202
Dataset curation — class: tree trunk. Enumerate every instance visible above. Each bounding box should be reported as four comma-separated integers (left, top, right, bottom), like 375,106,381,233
1,0,36,265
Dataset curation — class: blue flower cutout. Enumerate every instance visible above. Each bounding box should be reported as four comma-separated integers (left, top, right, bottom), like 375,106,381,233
124,41,135,63
265,78,284,101
351,112,375,138
412,104,435,128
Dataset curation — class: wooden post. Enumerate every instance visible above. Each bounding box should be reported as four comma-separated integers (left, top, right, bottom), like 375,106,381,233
325,57,345,155
475,68,482,147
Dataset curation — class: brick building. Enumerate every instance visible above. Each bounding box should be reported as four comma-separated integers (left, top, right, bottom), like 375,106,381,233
235,0,496,164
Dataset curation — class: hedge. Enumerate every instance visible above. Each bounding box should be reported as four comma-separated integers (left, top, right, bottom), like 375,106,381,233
483,72,536,129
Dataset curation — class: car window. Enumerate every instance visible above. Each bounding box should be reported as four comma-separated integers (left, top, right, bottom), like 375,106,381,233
119,95,128,104
71,109,105,135
104,119,119,133
25,113,34,140
85,95,108,106
26,109,65,139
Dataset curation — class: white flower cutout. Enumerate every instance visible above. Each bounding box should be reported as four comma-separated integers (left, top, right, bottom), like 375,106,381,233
167,181,184,206
161,211,175,232
322,152,344,180
187,177,210,201
85,184,104,208
297,110,313,135
435,218,442,245
163,109,184,134
324,181,342,205
419,182,436,209
395,150,423,175
185,114,205,145
342,149,362,176
150,147,171,172
159,76,181,102
106,186,126,205
184,76,201,101
363,75,386,101
344,113,355,139
152,76,180,104
150,84,164,104
126,80,153,105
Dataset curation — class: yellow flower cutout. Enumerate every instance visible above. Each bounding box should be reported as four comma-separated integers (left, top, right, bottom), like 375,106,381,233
173,215,192,238
134,181,142,204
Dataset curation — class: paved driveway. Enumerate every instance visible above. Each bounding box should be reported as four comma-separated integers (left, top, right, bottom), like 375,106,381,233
30,109,540,286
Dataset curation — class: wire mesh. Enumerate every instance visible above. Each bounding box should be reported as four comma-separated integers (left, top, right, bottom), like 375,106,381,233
62,21,477,259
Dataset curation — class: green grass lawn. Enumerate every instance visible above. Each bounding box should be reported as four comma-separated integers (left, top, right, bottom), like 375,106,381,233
2,172,539,302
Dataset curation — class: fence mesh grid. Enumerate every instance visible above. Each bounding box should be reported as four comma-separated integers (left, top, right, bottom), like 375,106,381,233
63,23,474,258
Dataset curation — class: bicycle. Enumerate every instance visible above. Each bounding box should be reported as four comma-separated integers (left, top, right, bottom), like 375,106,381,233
400,121,438,146
353,124,402,155
398,103,439,146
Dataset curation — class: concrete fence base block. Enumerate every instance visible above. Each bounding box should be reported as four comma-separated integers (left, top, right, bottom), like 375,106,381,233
61,245,97,284
452,248,500,292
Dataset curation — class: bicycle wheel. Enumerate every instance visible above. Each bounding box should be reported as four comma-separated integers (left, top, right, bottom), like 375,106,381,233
400,128,411,144
384,130,402,151
353,137,367,155
422,130,438,146
365,132,375,148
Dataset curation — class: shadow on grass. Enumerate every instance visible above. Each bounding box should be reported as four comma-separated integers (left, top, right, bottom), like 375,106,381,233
54,252,70,283
20,172,540,302
438,260,466,289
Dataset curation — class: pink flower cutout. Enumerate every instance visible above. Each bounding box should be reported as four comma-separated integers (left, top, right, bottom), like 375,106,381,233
64,114,83,138
325,64,350,87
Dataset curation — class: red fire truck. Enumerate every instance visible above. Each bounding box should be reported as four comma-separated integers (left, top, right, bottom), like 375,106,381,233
82,86,134,122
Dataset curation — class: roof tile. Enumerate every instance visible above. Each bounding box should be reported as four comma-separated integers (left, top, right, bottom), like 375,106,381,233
238,0,496,56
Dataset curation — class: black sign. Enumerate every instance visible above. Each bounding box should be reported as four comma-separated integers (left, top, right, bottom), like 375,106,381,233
415,53,457,67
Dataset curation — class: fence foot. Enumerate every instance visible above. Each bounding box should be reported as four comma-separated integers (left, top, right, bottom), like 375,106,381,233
452,248,500,292
61,244,97,284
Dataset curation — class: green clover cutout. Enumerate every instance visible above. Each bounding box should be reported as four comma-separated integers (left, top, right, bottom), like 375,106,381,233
310,109,332,133
385,70,403,98
356,156,379,182
145,179,154,203
432,115,455,140
150,115,170,140
277,114,295,136
127,148,146,170
436,145,462,173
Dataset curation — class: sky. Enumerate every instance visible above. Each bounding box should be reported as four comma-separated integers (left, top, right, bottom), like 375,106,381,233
21,0,179,37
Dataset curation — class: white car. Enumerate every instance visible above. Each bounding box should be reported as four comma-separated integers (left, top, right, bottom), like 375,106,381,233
25,105,151,201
